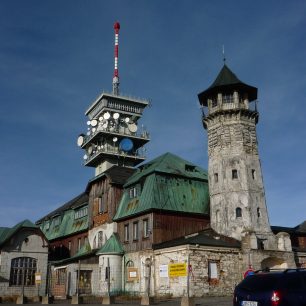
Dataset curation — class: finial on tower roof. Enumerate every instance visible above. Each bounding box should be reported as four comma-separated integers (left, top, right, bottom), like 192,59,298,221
222,45,226,64
112,21,120,95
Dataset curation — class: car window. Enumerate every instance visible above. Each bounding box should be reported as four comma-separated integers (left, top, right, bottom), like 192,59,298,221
279,273,303,290
238,273,281,291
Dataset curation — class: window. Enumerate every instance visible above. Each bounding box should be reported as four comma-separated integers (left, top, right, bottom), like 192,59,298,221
68,241,71,250
10,257,37,286
257,207,261,218
93,237,97,249
74,206,88,219
53,216,61,227
98,231,103,248
143,219,149,238
78,238,81,250
208,261,218,279
124,224,129,242
222,94,234,104
55,268,66,285
216,210,221,225
45,221,50,231
211,98,218,108
133,222,139,240
214,173,218,183
129,187,138,199
251,169,256,180
84,236,88,246
232,169,238,179
236,207,242,218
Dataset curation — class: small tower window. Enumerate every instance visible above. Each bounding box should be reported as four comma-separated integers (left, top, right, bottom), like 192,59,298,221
252,169,256,180
232,169,238,179
211,98,218,108
236,207,242,218
214,173,218,183
216,210,220,225
257,207,261,218
222,94,234,104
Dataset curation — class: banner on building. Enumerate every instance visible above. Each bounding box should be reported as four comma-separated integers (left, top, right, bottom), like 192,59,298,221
169,263,187,277
127,267,139,281
159,264,168,278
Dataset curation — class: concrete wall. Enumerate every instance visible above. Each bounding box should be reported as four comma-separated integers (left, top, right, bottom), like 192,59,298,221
0,229,48,299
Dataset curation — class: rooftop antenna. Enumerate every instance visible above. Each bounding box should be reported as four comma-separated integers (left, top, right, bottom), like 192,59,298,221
222,45,226,64
113,21,120,95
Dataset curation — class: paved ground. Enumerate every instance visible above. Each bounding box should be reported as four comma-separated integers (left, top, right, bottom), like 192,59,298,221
5,296,232,306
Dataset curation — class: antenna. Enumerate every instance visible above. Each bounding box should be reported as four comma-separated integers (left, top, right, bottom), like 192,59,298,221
113,21,120,95
222,45,226,64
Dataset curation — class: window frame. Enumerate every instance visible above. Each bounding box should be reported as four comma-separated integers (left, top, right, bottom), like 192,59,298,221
143,219,149,238
133,221,139,241
10,257,37,286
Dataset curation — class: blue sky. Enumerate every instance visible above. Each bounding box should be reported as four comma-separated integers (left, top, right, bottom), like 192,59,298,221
0,1,305,228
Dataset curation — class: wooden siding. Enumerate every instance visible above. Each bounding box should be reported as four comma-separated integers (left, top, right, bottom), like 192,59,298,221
88,176,124,229
117,212,210,252
49,231,88,261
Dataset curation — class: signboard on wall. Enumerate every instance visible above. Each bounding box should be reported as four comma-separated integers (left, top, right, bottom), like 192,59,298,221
169,263,187,277
159,265,168,278
127,267,139,281
35,272,42,285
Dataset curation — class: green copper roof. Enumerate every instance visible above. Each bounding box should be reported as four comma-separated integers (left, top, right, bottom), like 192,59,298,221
0,220,38,247
198,64,257,105
96,233,124,255
124,152,208,187
39,208,88,241
114,153,209,221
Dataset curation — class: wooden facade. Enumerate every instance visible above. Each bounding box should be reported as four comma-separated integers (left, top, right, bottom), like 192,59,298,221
117,211,210,252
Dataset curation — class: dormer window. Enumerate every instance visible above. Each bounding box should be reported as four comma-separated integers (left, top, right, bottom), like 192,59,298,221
74,206,88,220
129,186,140,198
53,216,61,227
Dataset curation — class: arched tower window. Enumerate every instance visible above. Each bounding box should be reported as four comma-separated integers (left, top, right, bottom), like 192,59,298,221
236,207,242,218
216,209,221,225
257,207,261,218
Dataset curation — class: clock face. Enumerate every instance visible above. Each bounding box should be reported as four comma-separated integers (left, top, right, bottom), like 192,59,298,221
77,135,84,146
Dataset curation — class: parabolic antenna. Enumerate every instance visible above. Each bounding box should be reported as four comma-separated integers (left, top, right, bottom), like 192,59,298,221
91,119,98,127
83,154,88,160
113,112,120,120
99,116,103,121
125,117,130,123
113,137,118,142
92,128,96,133
103,112,111,119
77,135,85,147
87,120,91,125
102,122,108,129
128,123,138,133
86,131,90,136
119,138,133,152
87,146,93,155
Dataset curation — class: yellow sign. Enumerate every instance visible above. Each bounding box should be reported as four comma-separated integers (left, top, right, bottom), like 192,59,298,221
169,263,187,277
35,272,42,285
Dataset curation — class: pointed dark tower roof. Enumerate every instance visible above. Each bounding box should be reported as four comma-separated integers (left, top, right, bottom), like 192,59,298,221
198,64,257,106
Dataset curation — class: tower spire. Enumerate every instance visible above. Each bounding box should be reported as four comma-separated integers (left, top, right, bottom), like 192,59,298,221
113,21,120,95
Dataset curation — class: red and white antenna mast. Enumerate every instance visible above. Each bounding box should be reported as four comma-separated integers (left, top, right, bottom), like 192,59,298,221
112,21,120,95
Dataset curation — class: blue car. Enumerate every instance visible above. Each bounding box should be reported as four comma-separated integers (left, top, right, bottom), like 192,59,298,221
233,269,306,306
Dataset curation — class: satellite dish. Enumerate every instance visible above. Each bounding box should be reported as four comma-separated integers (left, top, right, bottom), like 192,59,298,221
86,131,90,136
102,122,108,129
99,116,103,121
77,135,84,146
91,119,98,127
113,113,120,120
128,123,138,133
103,112,111,119
125,117,130,123
88,146,93,155
119,138,134,152
113,137,118,142
92,128,96,133
87,121,91,125
83,154,88,160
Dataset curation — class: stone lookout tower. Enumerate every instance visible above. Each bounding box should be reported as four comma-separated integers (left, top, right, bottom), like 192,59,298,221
198,64,273,244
